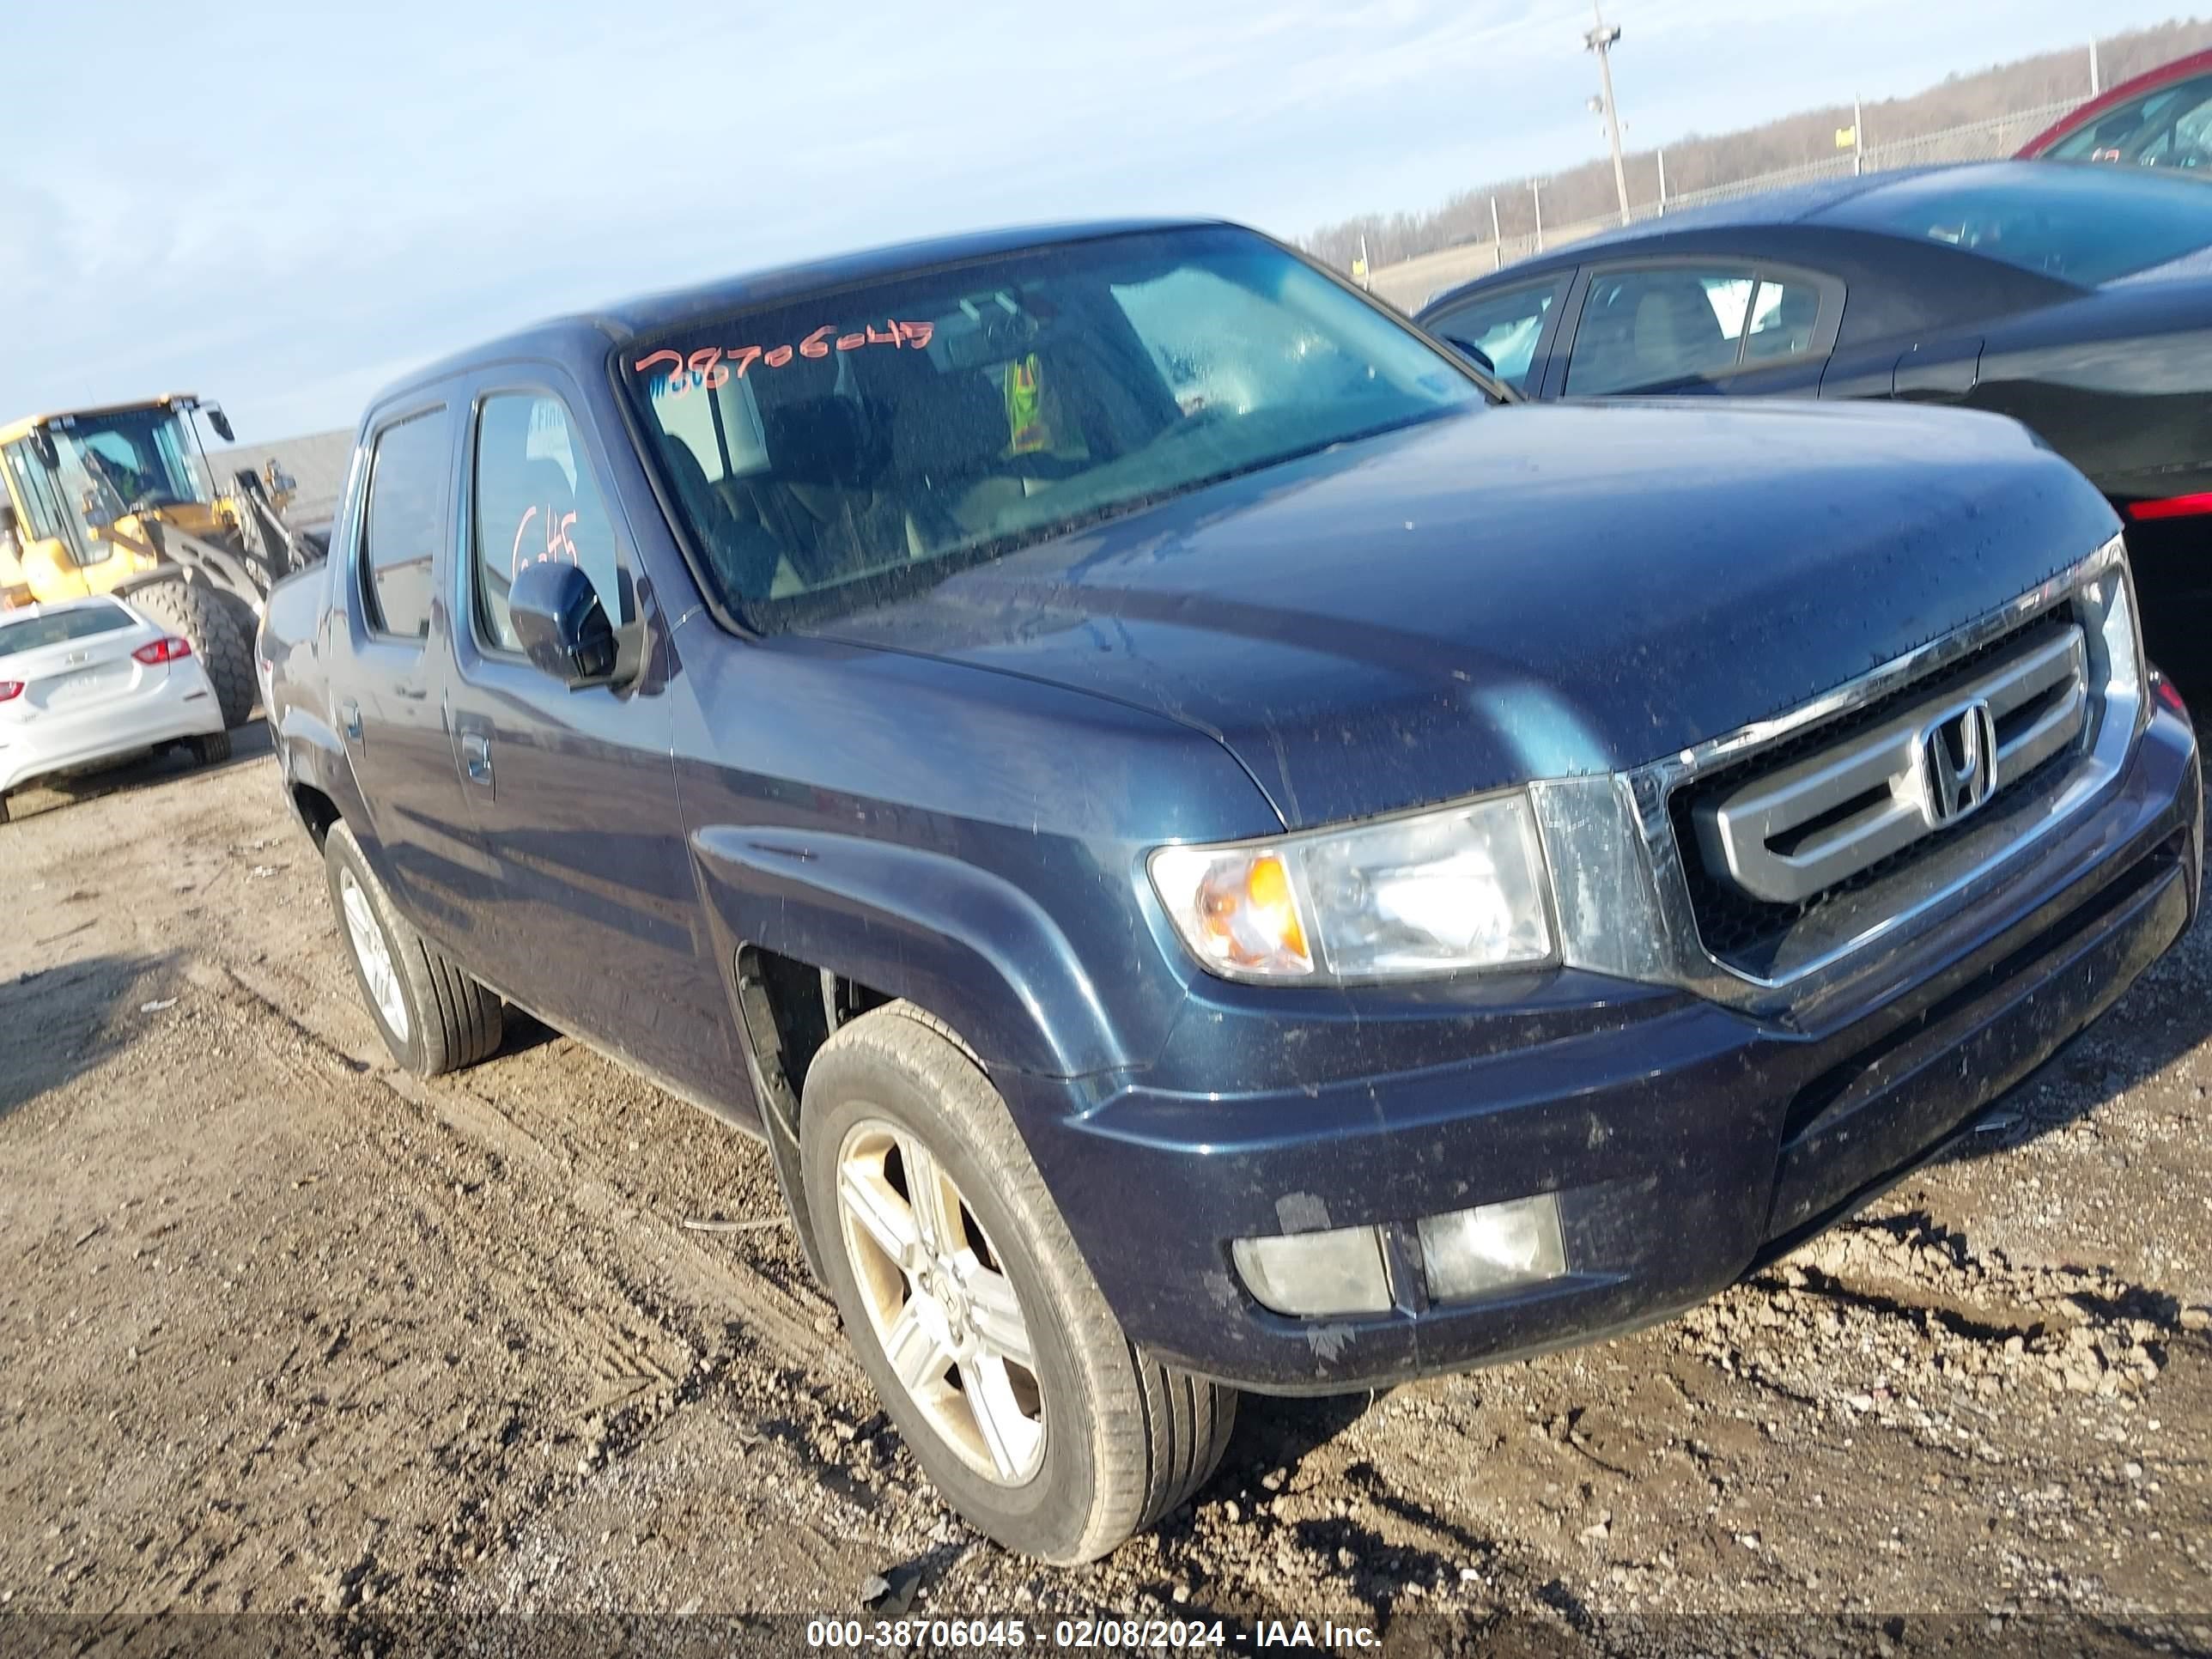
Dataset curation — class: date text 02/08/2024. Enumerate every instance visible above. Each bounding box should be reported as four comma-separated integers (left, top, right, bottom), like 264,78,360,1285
803,1616,1381,1650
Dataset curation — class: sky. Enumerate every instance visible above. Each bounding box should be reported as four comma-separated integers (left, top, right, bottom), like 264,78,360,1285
0,0,2185,439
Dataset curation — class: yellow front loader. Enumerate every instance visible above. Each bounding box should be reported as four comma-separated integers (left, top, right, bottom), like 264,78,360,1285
0,395,324,726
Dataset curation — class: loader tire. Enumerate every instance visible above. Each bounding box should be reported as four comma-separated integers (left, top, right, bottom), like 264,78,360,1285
129,578,256,728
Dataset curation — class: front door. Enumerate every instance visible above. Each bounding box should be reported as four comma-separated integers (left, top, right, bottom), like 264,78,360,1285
441,374,723,1087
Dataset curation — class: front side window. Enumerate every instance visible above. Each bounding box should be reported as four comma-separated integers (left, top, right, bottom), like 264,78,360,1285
3,441,81,555
1422,276,1568,393
2045,73,2212,172
471,393,632,652
621,225,1481,627
1565,266,1824,395
359,409,452,641
1827,164,2212,284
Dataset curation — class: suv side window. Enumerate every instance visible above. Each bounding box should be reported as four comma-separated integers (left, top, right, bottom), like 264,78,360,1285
1422,276,1568,394
1565,266,1827,396
470,392,632,653
359,409,453,640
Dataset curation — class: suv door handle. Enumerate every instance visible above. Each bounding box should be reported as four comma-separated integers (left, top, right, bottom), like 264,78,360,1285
459,731,493,787
339,698,362,743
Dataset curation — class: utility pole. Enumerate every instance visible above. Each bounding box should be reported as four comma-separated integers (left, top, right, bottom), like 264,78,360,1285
1852,94,1866,176
2090,37,2101,95
1531,179,1545,252
1656,148,1668,215
1586,3,1631,224
1490,195,1503,269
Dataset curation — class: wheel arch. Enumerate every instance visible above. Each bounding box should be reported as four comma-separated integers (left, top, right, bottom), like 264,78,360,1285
693,824,1131,1085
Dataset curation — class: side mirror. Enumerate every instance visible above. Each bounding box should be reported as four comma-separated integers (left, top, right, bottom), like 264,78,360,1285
265,459,296,495
1446,337,1498,379
29,429,57,470
509,558,617,687
207,407,236,444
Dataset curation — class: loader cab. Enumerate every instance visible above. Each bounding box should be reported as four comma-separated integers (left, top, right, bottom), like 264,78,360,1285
0,398,228,605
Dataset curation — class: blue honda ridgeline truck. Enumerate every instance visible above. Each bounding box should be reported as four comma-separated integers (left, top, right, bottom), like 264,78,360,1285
262,221,2202,1563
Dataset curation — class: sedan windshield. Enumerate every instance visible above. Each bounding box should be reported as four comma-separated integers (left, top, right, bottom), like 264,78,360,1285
1827,164,2212,285
620,226,1481,626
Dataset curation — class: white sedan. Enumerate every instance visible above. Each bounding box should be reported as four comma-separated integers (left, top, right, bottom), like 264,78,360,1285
0,594,231,823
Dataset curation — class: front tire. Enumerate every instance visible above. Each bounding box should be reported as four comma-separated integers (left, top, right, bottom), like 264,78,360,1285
323,821,503,1075
801,1005,1236,1564
192,729,232,766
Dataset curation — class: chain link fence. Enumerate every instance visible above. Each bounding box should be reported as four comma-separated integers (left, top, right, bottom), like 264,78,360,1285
1368,98,2081,310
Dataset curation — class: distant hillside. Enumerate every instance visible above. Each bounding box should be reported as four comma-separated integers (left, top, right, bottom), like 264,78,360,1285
1310,18,2212,270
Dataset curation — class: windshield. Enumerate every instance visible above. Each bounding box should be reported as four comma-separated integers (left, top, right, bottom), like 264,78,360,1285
2046,72,2212,173
0,602,135,656
1827,165,2212,285
49,406,212,518
620,226,1481,626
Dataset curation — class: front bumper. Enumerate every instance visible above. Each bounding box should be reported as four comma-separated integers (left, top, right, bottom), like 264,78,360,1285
1014,702,2200,1394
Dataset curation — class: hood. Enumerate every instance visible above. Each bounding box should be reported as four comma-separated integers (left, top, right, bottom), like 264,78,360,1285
807,402,2118,830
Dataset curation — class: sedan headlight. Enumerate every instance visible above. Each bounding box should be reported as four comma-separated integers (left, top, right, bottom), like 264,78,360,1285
1149,793,1554,982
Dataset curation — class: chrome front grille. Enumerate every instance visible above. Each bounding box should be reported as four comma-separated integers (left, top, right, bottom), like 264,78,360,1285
1656,572,2130,985
1530,537,2139,1009
1690,621,2089,905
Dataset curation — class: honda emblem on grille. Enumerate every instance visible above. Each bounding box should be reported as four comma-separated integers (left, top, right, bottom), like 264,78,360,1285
1921,699,1998,826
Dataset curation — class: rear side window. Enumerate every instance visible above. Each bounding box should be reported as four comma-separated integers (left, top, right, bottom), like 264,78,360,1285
1566,266,1825,395
0,604,134,654
359,410,452,640
1422,276,1568,393
471,393,633,652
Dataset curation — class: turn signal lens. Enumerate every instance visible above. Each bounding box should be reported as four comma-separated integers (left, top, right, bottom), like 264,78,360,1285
1154,847,1313,977
0,681,21,702
132,636,192,665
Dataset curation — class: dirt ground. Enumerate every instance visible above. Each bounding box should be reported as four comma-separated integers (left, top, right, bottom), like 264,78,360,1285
3,732,2209,1656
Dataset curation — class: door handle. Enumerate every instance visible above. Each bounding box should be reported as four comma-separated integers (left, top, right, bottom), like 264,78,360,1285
459,731,494,787
339,698,362,743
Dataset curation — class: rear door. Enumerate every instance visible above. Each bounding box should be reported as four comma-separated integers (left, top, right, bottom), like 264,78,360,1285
323,400,481,922
441,369,710,1082
1548,260,1840,401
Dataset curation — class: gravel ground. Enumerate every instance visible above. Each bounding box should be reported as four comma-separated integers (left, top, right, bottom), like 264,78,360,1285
1,732,2208,1656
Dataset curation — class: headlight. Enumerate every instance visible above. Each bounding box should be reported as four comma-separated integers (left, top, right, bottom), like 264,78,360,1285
1149,792,1554,982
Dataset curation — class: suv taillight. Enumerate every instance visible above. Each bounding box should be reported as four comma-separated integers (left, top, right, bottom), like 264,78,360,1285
0,681,21,702
133,636,192,665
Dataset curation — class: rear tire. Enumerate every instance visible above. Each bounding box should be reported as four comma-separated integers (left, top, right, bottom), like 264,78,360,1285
801,1004,1236,1564
127,578,255,728
193,729,233,766
324,820,503,1076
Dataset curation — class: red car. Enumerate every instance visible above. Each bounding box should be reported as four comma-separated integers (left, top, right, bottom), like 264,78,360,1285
2019,48,2212,170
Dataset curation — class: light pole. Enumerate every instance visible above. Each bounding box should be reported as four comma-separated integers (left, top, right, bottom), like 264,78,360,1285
1586,3,1632,224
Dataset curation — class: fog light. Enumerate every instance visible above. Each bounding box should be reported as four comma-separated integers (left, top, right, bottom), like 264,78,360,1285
1231,1224,1392,1317
1417,1194,1566,1302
